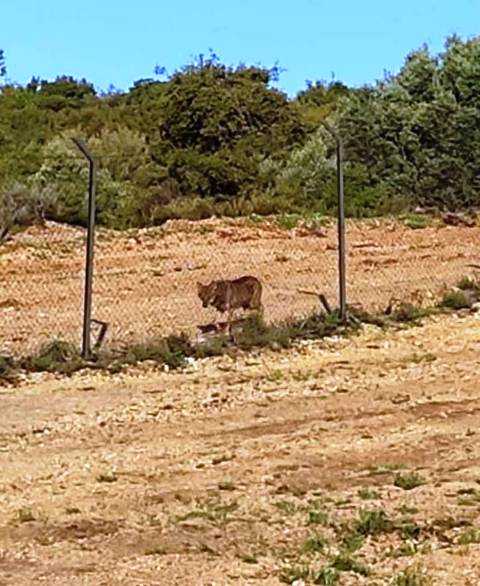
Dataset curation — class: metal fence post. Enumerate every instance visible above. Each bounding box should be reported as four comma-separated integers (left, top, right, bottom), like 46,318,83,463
72,139,96,359
322,123,347,323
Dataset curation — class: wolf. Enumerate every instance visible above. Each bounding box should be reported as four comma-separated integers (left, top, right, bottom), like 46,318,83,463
196,276,263,322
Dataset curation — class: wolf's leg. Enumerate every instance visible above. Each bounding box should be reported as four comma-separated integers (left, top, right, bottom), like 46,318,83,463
252,288,264,319
252,284,263,314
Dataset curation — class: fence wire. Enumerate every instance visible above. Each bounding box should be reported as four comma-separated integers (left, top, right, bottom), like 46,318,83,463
1,217,479,357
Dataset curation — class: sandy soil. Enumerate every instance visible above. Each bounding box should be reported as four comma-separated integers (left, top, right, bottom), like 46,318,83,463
1,216,479,356
1,310,480,584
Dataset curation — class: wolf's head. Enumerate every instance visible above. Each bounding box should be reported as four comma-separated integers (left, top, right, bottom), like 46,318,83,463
197,281,218,308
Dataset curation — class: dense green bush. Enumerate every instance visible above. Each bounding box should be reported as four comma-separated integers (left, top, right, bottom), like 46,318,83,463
1,38,480,231
157,55,306,200
32,133,134,227
262,129,395,217
338,36,480,210
0,181,58,240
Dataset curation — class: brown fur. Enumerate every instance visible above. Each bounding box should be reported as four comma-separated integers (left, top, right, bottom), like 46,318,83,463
196,276,263,317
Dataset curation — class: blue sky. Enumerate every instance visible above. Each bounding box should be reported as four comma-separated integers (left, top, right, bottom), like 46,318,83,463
3,0,480,95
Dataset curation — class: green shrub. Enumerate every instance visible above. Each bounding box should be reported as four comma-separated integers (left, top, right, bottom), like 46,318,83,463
330,554,369,576
276,213,303,230
390,303,427,323
340,533,364,553
358,488,380,500
440,290,472,310
354,509,392,536
313,566,339,585
403,214,430,230
394,472,426,491
24,340,84,375
302,533,328,554
457,527,480,545
391,564,432,585
280,564,311,584
122,334,192,368
339,38,480,212
3,40,480,225
0,182,58,241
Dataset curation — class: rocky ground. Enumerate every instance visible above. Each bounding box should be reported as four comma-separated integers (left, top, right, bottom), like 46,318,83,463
1,309,480,584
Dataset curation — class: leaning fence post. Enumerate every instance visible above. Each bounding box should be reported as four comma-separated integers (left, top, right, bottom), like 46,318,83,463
321,122,347,323
72,139,96,359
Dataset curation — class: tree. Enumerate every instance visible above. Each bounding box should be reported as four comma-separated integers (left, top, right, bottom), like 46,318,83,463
30,76,97,112
33,132,134,227
36,76,95,99
0,182,58,242
2,38,479,228
337,36,480,210
0,85,50,185
295,80,354,130
158,55,306,199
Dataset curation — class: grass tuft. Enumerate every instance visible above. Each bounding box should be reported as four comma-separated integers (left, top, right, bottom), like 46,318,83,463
0,354,15,381
457,527,480,545
440,289,473,310
403,214,430,230
391,564,432,585
394,472,426,491
23,340,84,375
122,333,192,368
403,214,431,230
330,553,370,576
302,533,328,554
307,509,329,526
313,566,339,585
457,276,480,293
358,487,380,500
354,508,392,536
390,303,428,323
280,564,311,584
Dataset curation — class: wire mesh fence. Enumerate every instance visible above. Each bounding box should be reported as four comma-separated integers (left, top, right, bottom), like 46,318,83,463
345,218,479,311
1,215,479,358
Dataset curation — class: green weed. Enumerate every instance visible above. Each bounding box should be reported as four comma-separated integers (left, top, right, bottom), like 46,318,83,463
354,509,392,536
302,534,329,554
394,472,426,491
403,214,430,230
440,290,473,310
457,527,480,545
358,488,380,500
391,564,432,585
312,566,339,585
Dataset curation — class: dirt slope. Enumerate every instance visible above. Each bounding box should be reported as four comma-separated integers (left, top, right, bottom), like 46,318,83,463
1,217,479,355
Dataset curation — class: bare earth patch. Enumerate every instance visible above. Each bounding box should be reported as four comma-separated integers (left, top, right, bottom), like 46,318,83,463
1,310,480,584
